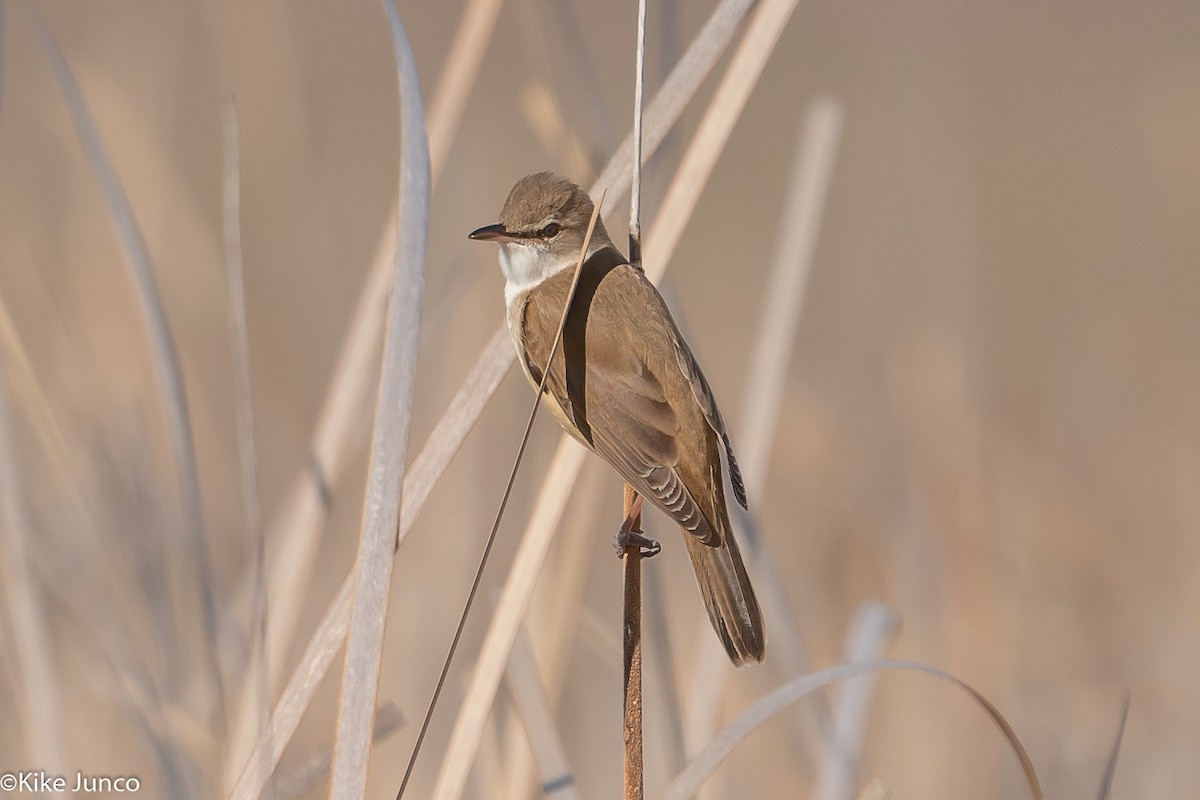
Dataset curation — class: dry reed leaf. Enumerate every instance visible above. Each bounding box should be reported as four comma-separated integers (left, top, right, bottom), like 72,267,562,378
663,660,1043,800
685,97,844,759
815,602,900,800
24,0,226,735
504,626,583,800
327,3,429,796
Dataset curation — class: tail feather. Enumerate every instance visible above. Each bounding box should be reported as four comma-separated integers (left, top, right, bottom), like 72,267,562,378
683,529,765,665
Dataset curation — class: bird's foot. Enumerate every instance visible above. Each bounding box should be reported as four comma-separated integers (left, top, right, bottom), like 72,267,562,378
613,529,661,558
613,489,658,556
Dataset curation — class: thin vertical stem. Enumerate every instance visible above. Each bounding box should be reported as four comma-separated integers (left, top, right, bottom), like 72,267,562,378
622,483,645,800
625,4,649,796
629,0,648,263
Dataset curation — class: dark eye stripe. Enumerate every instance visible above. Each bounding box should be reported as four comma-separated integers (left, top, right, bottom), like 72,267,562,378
509,222,562,240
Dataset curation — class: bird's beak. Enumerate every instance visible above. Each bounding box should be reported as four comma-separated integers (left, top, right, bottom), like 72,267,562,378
468,223,513,242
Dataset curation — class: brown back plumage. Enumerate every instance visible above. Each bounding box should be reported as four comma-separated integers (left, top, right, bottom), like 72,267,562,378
512,245,765,664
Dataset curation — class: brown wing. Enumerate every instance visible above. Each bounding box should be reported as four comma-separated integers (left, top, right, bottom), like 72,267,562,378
668,307,749,510
519,254,729,544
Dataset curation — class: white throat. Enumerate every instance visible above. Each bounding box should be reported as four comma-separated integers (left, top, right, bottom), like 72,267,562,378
499,243,575,308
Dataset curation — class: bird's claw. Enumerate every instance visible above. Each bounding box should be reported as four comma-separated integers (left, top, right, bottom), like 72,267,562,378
614,530,661,558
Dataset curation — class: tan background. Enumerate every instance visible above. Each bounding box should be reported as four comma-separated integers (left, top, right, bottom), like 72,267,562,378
0,0,1197,797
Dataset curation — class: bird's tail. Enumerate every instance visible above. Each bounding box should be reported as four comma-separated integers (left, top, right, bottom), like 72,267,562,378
682,528,765,666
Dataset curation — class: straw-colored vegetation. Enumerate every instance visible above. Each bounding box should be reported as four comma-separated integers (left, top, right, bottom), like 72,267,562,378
0,0,1194,798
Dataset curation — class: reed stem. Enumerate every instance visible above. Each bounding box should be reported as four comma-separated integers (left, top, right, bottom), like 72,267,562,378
621,482,646,800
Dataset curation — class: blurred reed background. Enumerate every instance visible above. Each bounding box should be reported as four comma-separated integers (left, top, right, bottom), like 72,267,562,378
0,0,1197,797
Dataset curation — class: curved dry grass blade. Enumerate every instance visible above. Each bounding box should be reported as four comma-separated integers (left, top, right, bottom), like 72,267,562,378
1096,694,1130,800
222,102,273,797
815,602,899,800
22,0,225,729
685,97,843,757
505,626,582,800
664,660,1043,800
328,2,429,796
0,364,66,773
262,0,505,685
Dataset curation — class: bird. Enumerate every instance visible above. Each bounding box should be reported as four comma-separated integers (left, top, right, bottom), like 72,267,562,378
469,172,764,666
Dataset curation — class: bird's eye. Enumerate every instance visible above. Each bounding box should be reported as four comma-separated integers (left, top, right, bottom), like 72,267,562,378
540,222,561,238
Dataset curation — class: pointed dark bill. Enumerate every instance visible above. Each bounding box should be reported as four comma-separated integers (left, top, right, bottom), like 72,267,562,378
468,223,511,241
